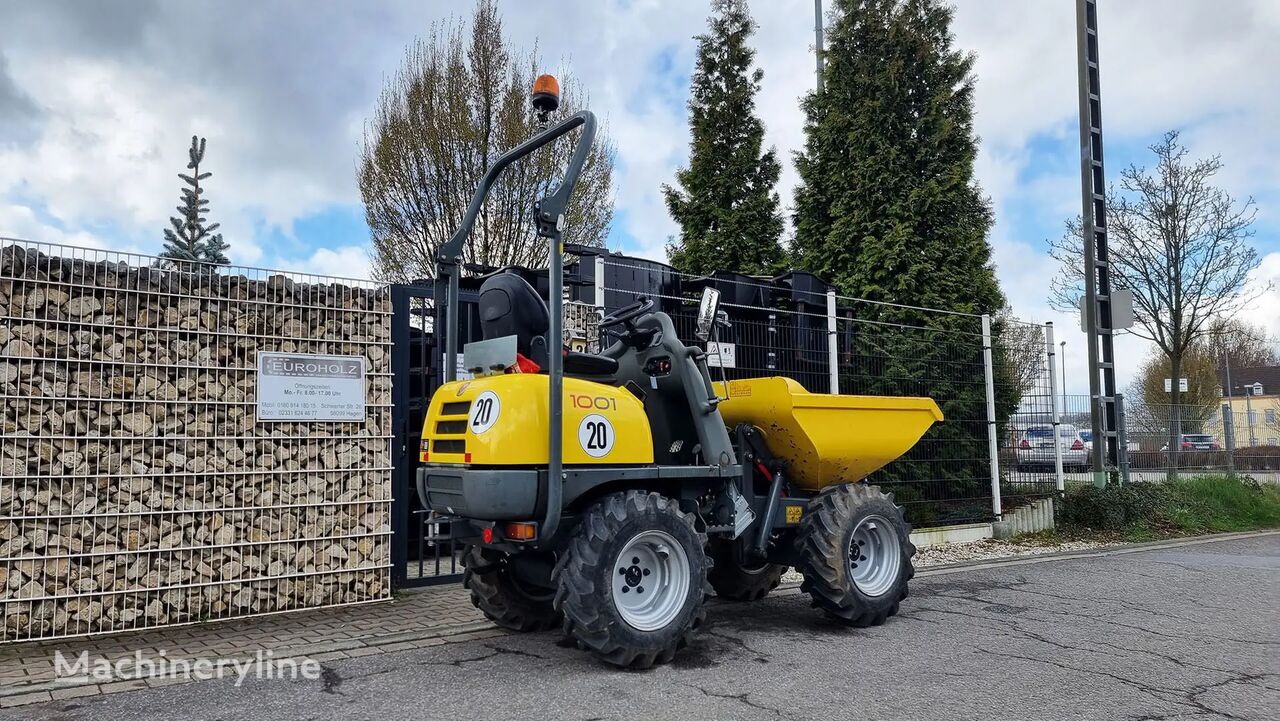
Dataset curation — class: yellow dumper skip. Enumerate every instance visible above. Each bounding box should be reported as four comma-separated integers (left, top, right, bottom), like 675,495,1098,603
715,377,944,491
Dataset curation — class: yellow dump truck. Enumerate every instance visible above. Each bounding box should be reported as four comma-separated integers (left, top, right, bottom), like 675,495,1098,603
416,77,943,669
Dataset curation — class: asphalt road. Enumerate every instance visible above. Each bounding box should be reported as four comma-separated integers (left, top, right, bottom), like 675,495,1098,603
8,534,1278,721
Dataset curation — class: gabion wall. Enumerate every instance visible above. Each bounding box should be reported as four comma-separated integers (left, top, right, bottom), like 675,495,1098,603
0,241,392,642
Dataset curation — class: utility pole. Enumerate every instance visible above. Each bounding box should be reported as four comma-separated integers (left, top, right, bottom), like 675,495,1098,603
814,0,825,91
1075,0,1118,486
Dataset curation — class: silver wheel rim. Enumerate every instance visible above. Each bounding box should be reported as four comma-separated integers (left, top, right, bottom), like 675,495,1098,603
848,514,901,597
612,530,691,631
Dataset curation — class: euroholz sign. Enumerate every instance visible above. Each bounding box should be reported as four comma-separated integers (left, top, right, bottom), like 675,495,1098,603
256,351,366,422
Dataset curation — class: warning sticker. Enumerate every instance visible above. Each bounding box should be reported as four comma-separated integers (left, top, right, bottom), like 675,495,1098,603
578,413,615,458
785,505,804,524
468,391,501,434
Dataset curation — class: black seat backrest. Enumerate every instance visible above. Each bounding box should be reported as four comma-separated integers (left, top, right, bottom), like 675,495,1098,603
478,272,549,359
477,270,618,377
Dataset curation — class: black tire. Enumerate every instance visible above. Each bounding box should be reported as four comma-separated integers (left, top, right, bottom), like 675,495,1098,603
553,491,710,669
707,540,786,601
796,483,914,626
462,545,560,632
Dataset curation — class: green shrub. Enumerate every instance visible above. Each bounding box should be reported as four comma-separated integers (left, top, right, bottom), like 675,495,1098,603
1058,474,1280,536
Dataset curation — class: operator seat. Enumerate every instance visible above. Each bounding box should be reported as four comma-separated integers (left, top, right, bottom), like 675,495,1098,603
477,272,618,376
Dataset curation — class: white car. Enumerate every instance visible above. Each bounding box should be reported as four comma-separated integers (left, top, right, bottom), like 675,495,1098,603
1016,423,1088,472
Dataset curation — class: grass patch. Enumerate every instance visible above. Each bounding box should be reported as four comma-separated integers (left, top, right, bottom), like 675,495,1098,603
1058,474,1280,541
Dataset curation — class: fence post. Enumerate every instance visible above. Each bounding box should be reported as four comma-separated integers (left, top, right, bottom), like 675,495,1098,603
593,254,606,309
982,314,1002,520
1222,403,1236,474
826,290,839,394
1115,392,1131,485
1046,323,1065,492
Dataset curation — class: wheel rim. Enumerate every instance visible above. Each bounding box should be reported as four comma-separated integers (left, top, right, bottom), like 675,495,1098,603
612,530,691,631
848,514,901,597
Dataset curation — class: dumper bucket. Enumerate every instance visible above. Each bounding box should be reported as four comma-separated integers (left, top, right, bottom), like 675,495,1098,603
715,377,944,491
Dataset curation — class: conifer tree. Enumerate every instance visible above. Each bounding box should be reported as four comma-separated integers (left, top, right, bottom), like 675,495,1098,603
792,0,1002,318
663,0,783,276
160,136,227,269
791,0,1011,519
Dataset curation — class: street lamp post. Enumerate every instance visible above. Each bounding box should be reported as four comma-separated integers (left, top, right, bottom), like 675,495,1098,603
1059,340,1067,418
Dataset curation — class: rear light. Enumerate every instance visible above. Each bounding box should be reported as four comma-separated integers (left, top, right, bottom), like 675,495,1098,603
1019,440,1030,449
503,522,537,541
1071,440,1084,451
1181,442,1192,449
464,451,472,463
481,527,494,544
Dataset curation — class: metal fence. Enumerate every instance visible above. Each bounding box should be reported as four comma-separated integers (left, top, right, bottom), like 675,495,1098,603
1125,400,1280,479
0,239,392,642
596,257,1061,528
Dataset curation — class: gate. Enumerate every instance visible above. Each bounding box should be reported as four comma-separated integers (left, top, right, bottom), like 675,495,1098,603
389,282,481,587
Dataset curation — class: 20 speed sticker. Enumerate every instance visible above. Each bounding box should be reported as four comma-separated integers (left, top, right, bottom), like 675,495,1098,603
468,391,500,434
577,413,614,458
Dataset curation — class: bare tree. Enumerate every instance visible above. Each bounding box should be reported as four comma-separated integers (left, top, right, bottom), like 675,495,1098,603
1047,131,1267,454
1204,317,1278,370
1133,344,1220,427
358,0,614,283
993,307,1046,407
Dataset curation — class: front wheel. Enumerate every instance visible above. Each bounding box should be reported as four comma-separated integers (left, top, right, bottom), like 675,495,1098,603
553,491,709,669
796,483,914,626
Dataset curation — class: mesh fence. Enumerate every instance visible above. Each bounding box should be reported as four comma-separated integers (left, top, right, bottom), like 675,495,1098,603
1125,400,1280,478
0,239,392,642
597,258,1063,528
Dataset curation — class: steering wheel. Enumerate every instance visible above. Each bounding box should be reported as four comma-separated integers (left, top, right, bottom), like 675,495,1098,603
599,296,655,335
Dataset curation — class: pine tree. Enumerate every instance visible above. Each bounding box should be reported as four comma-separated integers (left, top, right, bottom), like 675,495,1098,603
791,0,1011,521
160,136,227,270
792,0,1002,319
663,0,783,276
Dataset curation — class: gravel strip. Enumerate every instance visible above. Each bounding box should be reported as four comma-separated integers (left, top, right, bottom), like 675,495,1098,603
779,537,1121,584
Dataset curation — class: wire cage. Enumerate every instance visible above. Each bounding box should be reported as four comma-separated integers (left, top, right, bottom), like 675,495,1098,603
0,238,393,642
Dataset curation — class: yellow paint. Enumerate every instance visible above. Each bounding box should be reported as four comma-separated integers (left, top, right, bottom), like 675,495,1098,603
421,374,654,466
715,377,944,490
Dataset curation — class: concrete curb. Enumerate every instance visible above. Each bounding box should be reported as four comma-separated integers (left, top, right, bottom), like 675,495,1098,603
771,528,1280,595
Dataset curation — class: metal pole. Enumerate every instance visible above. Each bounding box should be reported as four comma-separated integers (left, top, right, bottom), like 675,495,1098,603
1116,392,1130,485
1222,403,1236,474
593,254,606,309
1060,340,1067,417
1243,388,1256,447
814,0,824,92
1047,323,1065,492
1076,0,1116,486
826,289,839,394
982,314,1002,520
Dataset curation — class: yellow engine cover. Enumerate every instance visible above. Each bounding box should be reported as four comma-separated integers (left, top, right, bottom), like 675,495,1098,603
419,374,654,466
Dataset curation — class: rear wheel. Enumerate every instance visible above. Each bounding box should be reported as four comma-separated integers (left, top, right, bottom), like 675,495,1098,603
462,545,560,632
796,483,914,626
708,540,786,601
554,491,709,669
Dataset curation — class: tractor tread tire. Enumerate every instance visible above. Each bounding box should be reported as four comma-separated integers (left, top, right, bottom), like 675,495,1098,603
796,483,915,627
553,491,710,669
462,545,560,633
708,541,786,601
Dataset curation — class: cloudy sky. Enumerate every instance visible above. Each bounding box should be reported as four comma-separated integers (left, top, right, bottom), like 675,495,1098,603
1,0,1277,392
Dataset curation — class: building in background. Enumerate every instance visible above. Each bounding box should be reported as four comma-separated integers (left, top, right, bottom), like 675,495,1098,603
1220,366,1280,447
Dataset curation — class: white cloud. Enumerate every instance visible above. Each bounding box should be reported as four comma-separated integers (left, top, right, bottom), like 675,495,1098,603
0,0,1275,370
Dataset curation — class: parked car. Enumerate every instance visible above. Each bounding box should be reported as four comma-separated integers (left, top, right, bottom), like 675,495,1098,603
1079,428,1140,453
1159,433,1222,452
1016,423,1088,471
